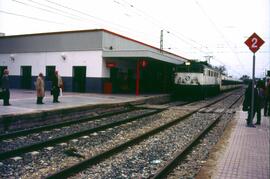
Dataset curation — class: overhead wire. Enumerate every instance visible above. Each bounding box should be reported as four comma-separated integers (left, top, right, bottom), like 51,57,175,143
44,0,159,41
12,0,85,21
117,0,211,57
0,9,66,25
8,0,160,43
7,0,213,57
194,0,250,75
4,0,260,78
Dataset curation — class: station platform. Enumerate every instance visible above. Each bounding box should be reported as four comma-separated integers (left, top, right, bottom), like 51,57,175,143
0,89,169,132
198,109,270,179
0,89,166,116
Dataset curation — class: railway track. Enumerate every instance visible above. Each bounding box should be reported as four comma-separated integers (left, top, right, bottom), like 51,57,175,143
152,91,243,178
0,100,190,142
0,100,193,157
45,90,241,179
0,90,243,178
165,91,244,178
0,108,161,160
0,106,136,141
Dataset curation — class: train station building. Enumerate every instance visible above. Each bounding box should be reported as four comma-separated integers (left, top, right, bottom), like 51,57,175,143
0,29,188,94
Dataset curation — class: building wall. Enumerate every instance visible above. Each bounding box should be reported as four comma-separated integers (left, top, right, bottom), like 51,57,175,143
102,31,155,52
0,29,184,93
0,51,108,92
0,31,103,53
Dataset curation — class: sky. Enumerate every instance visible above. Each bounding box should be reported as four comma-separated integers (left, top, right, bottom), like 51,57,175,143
0,0,269,79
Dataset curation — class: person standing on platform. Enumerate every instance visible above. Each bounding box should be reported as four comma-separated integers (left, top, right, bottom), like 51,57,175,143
35,73,45,104
255,80,265,125
243,81,258,127
264,80,270,116
52,70,62,103
1,69,11,106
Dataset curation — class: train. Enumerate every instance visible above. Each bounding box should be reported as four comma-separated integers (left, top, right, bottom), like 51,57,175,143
173,61,243,99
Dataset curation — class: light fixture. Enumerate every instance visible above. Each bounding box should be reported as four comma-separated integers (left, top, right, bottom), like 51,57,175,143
61,53,67,61
185,61,191,66
10,54,15,62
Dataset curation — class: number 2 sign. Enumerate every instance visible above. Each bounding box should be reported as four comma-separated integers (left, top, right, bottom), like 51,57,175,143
244,33,264,125
245,33,265,53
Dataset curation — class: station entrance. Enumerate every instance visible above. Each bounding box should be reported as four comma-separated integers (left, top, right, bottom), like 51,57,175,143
110,68,134,93
106,59,174,94
21,66,32,89
73,66,86,92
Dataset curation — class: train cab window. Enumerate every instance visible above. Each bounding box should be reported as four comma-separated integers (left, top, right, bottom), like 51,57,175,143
176,64,204,73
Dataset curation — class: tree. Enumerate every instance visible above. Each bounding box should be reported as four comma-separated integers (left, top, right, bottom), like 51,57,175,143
240,75,250,80
240,75,250,84
215,65,227,75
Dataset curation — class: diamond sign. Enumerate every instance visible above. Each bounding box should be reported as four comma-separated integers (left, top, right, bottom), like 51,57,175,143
245,33,265,53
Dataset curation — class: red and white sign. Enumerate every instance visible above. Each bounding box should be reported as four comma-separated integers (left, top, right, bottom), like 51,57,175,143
245,33,265,53
140,60,148,68
106,62,117,68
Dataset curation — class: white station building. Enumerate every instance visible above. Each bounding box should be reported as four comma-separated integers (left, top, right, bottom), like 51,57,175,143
0,29,188,94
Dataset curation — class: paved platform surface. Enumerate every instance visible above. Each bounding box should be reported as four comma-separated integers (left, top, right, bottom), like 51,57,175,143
213,110,270,179
0,89,163,116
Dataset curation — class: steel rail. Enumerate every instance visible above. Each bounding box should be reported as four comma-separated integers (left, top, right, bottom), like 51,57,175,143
45,92,238,179
0,99,188,140
0,109,162,161
151,93,243,179
0,107,138,141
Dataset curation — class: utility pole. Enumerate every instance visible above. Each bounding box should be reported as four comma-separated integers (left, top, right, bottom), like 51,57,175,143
160,30,163,53
160,30,170,53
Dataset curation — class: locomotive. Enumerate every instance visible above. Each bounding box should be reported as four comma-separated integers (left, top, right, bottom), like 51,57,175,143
173,61,242,99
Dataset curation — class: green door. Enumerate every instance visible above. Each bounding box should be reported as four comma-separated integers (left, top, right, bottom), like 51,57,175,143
21,66,32,89
73,66,86,92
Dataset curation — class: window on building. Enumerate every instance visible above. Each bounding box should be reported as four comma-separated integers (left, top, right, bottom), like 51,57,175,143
46,66,55,81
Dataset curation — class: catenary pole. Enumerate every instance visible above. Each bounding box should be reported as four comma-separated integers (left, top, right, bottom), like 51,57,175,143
250,53,255,124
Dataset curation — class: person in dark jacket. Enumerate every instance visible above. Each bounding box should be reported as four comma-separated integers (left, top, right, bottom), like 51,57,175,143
264,80,270,116
256,80,265,125
52,70,62,103
243,81,259,127
1,69,11,106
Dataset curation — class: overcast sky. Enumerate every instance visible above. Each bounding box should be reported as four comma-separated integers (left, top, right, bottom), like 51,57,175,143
0,0,269,78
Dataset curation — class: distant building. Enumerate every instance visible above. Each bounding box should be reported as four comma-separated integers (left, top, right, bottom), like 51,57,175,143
0,33,5,37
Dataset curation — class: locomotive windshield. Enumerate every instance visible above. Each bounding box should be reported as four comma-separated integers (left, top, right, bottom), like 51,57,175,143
175,64,204,73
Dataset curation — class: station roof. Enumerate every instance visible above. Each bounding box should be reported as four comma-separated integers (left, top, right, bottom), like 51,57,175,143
0,29,189,65
102,50,185,64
